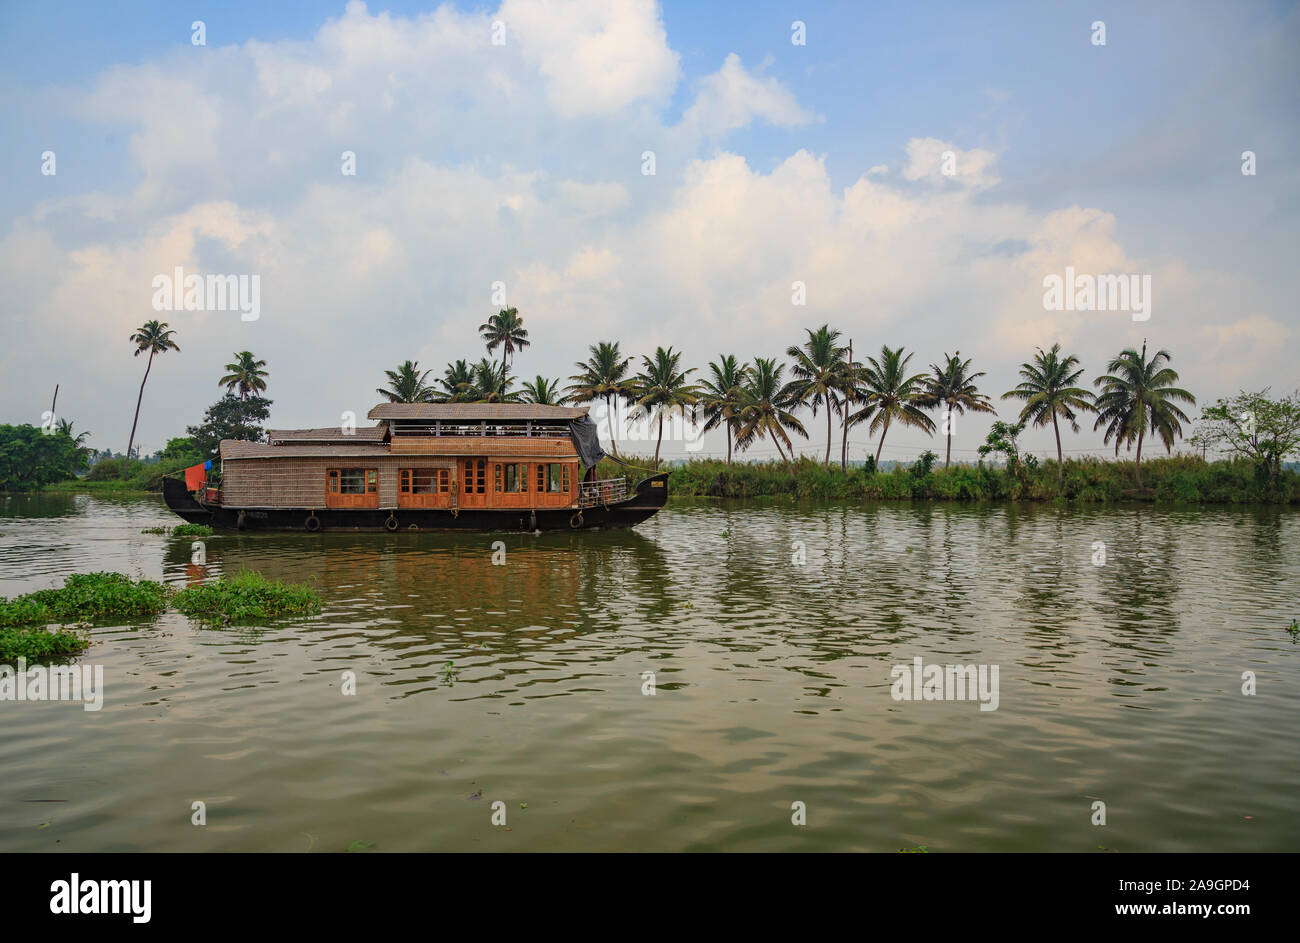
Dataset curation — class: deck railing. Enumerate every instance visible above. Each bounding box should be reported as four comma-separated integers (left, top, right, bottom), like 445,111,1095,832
392,423,571,438
578,477,629,507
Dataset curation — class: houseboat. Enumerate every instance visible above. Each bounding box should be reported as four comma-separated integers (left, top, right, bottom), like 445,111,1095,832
162,403,668,532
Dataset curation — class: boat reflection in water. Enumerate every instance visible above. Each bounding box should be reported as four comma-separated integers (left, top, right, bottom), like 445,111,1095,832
160,526,674,666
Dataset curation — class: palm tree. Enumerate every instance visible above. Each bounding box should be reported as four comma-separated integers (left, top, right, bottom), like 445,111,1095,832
698,354,751,465
219,351,268,401
735,357,807,470
376,360,435,403
469,358,519,403
850,345,935,464
438,360,475,402
478,307,530,363
783,325,848,468
916,351,996,469
627,346,699,468
1001,343,1096,486
521,375,562,405
837,342,865,471
56,418,91,448
125,320,180,468
56,418,93,470
565,341,634,457
1092,341,1195,488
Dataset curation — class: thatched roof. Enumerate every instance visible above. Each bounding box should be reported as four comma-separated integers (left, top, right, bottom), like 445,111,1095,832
268,425,387,444
221,440,391,460
367,403,588,421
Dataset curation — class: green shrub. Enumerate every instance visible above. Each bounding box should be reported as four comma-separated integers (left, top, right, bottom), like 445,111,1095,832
87,458,142,481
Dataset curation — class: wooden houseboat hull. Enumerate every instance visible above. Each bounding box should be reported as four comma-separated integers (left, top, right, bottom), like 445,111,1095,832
163,473,668,532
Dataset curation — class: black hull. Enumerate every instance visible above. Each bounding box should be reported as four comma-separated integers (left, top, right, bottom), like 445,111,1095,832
162,474,668,532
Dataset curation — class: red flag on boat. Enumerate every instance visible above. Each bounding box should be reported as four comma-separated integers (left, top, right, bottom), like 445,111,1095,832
184,462,208,491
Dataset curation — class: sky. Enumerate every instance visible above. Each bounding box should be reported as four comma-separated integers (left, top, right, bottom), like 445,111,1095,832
0,0,1296,463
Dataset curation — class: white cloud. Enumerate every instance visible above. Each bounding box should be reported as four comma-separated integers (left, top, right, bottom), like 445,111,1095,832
902,136,1000,189
500,0,680,116
678,53,815,136
1,3,1290,464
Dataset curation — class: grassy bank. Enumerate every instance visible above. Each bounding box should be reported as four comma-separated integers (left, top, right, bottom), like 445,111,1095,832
42,455,202,495
599,454,1300,504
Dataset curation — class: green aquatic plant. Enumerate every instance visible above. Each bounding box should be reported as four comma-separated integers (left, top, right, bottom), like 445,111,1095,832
1286,619,1299,644
0,572,170,628
172,570,322,623
140,526,169,534
0,625,90,662
171,523,213,537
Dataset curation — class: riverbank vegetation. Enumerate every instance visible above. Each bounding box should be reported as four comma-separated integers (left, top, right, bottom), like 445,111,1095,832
601,453,1300,504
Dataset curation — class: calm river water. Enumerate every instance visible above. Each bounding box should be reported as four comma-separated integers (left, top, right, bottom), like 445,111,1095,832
1,492,1297,852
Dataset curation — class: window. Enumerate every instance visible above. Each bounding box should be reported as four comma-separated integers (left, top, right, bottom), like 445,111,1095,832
328,468,376,495
544,463,569,493
503,463,527,493
463,459,485,494
400,468,449,494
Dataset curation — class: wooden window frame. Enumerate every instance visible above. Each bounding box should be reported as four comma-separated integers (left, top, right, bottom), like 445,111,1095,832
326,467,379,508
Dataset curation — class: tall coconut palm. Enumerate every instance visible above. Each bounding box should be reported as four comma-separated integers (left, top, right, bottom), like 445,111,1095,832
478,307,530,363
837,342,864,471
219,351,268,401
521,375,562,405
783,325,849,468
565,341,634,457
438,360,475,402
850,345,935,464
916,351,996,469
376,360,435,403
470,358,519,403
125,320,180,468
627,346,699,469
735,357,808,470
698,354,751,465
1001,343,1096,486
1092,342,1195,487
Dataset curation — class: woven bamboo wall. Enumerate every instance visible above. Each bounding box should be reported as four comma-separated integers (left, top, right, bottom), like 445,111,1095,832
223,457,455,509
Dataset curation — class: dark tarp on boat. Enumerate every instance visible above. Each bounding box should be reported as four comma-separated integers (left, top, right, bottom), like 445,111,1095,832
568,415,606,469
